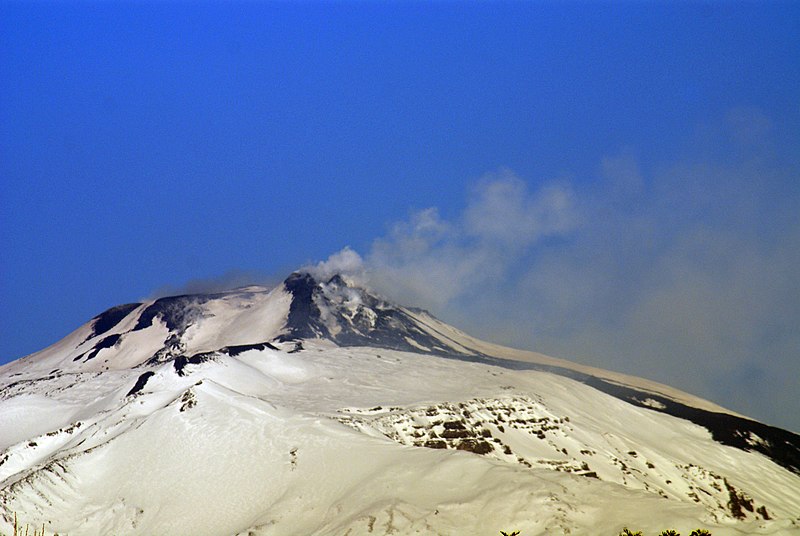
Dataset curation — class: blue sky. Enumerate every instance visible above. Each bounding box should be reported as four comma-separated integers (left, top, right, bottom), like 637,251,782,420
1,2,799,431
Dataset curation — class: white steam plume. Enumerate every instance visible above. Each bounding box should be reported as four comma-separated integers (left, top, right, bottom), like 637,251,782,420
315,109,799,432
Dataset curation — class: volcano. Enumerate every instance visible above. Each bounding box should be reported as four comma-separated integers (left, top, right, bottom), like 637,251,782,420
1,271,798,535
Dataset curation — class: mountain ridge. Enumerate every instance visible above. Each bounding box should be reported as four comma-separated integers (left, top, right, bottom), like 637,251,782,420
1,270,799,535
5,271,799,472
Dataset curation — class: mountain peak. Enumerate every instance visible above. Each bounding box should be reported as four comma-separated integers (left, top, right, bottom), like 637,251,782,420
279,270,476,356
10,270,476,377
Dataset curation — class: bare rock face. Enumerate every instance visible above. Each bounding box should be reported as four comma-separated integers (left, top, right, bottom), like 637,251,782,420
278,271,478,356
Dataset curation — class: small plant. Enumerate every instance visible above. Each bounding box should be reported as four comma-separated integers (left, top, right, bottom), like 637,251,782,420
2,513,58,536
617,529,712,536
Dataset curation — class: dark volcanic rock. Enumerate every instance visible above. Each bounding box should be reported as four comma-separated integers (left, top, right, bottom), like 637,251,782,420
276,271,477,358
127,371,155,396
173,352,216,376
133,295,211,333
87,303,141,340
82,333,123,362
277,272,330,342
223,342,279,356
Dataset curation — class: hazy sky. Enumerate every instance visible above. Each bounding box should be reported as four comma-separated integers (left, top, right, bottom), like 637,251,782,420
1,2,798,432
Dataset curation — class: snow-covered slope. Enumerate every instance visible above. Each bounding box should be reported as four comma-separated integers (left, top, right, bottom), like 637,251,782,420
1,272,798,535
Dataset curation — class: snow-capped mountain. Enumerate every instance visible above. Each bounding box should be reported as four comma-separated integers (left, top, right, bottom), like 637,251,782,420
1,271,798,535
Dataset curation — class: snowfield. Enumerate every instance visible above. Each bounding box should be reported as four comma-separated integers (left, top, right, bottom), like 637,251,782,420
1,272,798,535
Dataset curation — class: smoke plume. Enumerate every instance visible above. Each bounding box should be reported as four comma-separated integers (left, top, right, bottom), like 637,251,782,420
315,110,799,432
